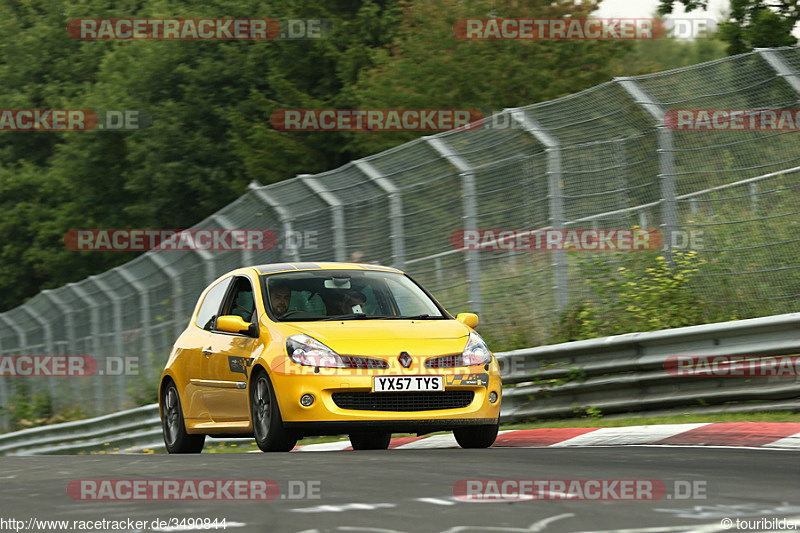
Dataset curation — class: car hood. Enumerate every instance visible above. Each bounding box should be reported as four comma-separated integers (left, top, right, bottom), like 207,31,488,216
279,319,472,357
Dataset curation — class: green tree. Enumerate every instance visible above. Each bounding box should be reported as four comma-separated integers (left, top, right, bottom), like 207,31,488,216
348,0,633,155
659,0,799,54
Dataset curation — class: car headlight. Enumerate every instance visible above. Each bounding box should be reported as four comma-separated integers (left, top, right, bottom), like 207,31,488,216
286,334,345,368
461,331,492,366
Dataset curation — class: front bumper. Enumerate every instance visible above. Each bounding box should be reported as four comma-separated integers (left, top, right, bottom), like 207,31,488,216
270,367,503,425
284,418,499,436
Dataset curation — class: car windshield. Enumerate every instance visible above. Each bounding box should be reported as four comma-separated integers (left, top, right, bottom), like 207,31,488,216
261,270,447,321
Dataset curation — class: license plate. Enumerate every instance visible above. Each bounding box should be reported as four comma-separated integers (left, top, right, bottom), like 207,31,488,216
373,376,443,392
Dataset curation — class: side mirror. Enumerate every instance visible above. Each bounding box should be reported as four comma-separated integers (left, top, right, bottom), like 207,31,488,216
216,315,256,336
456,313,479,329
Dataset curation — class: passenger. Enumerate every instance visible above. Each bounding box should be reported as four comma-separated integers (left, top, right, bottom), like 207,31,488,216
269,283,291,316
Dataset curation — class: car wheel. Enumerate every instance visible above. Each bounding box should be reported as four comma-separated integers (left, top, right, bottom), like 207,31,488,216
454,423,499,449
251,369,297,452
349,432,392,450
162,382,205,454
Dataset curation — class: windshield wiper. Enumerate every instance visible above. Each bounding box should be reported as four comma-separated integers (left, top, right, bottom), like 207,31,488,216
391,314,446,320
319,314,398,321
320,313,366,321
277,310,316,319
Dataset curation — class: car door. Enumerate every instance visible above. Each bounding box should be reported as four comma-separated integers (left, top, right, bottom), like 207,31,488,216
202,275,258,423
181,276,232,422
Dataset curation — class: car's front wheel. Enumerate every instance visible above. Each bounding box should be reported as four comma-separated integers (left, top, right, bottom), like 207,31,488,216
454,423,499,449
349,432,392,450
251,369,297,452
162,382,205,454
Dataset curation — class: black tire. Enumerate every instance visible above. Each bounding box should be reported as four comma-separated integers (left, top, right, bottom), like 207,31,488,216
454,424,499,449
162,382,205,454
349,432,392,450
251,369,297,452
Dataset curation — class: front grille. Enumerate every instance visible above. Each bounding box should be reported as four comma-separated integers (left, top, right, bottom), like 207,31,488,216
425,355,464,368
339,356,388,369
332,391,474,412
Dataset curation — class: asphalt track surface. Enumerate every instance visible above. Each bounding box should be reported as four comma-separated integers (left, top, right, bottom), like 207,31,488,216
1,446,799,533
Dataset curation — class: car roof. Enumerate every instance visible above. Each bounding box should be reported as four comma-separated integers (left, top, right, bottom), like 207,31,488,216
253,262,404,275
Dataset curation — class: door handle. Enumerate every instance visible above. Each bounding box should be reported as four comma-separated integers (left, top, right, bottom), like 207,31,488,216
202,349,213,356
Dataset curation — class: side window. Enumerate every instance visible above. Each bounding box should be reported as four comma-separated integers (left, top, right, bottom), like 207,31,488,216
383,277,436,316
221,277,256,323
195,278,232,331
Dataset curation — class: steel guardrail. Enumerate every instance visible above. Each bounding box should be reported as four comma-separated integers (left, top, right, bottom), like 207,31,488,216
2,312,799,454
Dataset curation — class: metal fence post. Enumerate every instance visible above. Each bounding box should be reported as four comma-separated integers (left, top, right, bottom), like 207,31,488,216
19,305,56,408
67,283,105,415
424,136,483,318
510,110,568,312
757,48,800,94
0,314,24,432
212,214,252,265
0,325,6,431
617,77,678,263
248,184,301,262
88,276,126,411
0,313,26,353
299,174,347,262
353,159,406,270
41,289,81,409
148,254,184,341
115,267,154,381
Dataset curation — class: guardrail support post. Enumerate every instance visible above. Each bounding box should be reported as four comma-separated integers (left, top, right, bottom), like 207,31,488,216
248,183,301,262
354,159,406,270
617,77,678,264
42,290,82,411
757,48,800,95
510,110,568,312
148,255,185,342
212,214,252,265
0,314,24,432
425,136,483,318
299,175,347,262
19,306,56,410
88,276,126,411
115,267,154,381
67,283,105,415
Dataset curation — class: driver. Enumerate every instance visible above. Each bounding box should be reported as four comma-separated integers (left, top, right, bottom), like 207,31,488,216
339,289,366,314
269,282,291,316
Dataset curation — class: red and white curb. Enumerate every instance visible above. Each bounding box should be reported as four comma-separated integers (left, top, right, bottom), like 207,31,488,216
291,422,800,451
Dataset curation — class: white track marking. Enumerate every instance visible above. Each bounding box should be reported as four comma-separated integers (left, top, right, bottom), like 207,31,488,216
439,513,576,532
763,430,800,448
394,434,459,449
291,503,395,513
550,424,709,447
416,497,457,506
294,441,353,452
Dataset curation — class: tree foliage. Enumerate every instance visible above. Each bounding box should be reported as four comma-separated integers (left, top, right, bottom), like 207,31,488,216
0,0,728,311
659,0,800,54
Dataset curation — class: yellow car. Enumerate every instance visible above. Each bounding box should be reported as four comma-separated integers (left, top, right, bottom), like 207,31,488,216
159,262,502,453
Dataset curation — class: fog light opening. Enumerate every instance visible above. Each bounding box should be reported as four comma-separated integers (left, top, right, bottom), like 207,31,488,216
300,394,315,407
489,391,498,404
